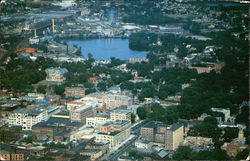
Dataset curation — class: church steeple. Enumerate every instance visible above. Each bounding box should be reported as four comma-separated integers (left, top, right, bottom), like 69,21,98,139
238,128,244,138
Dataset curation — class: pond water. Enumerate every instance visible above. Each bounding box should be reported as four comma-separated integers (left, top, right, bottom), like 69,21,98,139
64,39,148,60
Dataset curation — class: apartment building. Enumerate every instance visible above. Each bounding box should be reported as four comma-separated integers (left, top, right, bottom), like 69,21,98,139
96,120,131,149
164,123,184,150
69,105,93,123
140,122,163,142
110,110,131,122
3,108,48,130
140,121,184,151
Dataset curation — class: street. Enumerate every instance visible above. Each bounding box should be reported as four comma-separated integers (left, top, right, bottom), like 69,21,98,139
105,121,146,161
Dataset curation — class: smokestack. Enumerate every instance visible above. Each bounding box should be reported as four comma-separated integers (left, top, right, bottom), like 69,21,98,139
52,19,55,33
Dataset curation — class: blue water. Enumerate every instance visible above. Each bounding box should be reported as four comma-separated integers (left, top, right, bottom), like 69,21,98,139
65,39,148,60
206,3,249,7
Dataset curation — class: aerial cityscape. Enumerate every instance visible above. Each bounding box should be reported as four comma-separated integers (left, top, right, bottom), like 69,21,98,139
0,0,249,160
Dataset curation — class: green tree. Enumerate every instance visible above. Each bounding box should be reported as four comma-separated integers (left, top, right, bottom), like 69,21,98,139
54,85,65,96
37,85,46,94
97,81,107,91
172,146,194,160
235,148,249,160
23,136,33,143
131,113,136,123
128,151,143,160
222,127,239,142
136,106,148,120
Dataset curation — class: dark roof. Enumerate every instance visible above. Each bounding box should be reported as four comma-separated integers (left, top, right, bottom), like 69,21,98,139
119,155,134,160
170,123,182,131
47,117,70,125
54,111,69,116
0,144,16,153
142,121,166,129
67,121,84,127
55,130,71,137
33,121,56,128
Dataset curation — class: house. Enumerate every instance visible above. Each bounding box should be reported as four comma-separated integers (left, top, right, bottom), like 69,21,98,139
45,67,68,82
88,76,100,83
221,129,247,157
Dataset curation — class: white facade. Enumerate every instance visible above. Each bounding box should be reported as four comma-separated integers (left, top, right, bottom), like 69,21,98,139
135,140,152,149
86,116,109,127
96,129,130,149
4,108,48,130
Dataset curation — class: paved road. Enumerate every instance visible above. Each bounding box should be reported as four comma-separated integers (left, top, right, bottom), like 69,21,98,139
106,121,146,161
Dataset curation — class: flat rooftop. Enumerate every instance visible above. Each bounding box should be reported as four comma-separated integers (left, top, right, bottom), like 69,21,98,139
97,131,120,136
111,110,131,115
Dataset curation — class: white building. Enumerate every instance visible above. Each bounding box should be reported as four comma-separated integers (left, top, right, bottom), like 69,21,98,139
211,107,231,122
4,108,48,130
135,139,153,149
86,114,109,127
45,67,68,82
95,130,128,150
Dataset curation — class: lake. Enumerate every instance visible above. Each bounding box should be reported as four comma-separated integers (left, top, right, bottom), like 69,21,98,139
64,39,148,60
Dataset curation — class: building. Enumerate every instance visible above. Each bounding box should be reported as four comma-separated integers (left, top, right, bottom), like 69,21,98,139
64,87,85,98
188,66,213,74
221,129,247,157
3,108,48,130
88,92,133,107
221,138,247,157
164,123,184,150
80,149,102,160
88,76,100,84
85,141,109,154
129,58,149,63
140,122,157,142
45,67,68,82
140,121,184,151
96,119,131,149
110,110,131,122
96,131,127,149
100,120,131,133
183,136,214,151
0,125,23,143
0,151,24,161
135,139,152,149
0,103,20,117
86,114,109,127
66,99,86,111
32,117,69,141
211,107,231,122
69,105,93,123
